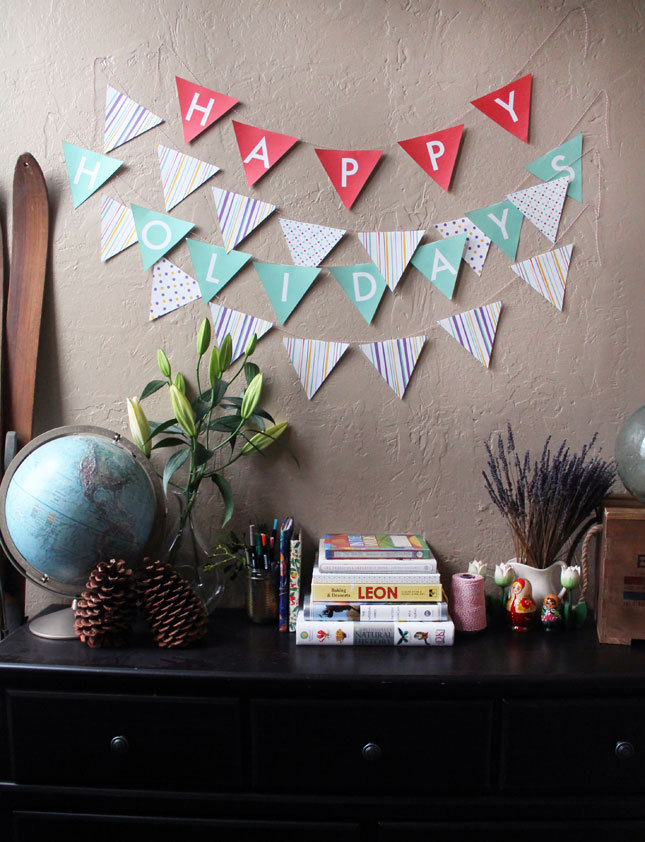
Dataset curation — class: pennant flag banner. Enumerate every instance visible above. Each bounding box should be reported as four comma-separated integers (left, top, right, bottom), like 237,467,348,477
359,336,426,399
186,239,251,302
410,234,467,299
438,301,502,368
434,217,491,276
63,142,123,208
150,258,201,321
357,230,425,292
279,218,345,266
507,175,569,243
104,85,163,153
314,148,383,210
209,302,273,362
253,262,321,324
157,145,220,211
131,204,194,270
511,244,573,311
471,73,532,142
466,200,524,260
526,134,583,202
232,121,299,187
283,337,349,399
212,186,277,252
328,264,387,324
100,195,137,261
398,124,464,191
176,76,238,144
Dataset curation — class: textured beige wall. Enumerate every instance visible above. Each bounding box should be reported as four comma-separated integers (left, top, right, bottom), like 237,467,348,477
2,0,643,612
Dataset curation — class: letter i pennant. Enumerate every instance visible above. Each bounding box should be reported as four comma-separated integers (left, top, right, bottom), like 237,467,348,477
398,125,464,191
314,149,383,210
253,262,321,324
283,337,349,399
359,336,427,398
176,77,239,143
437,301,502,368
471,74,532,142
232,121,299,186
63,142,123,208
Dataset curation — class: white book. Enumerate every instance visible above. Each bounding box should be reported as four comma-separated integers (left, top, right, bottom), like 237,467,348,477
317,540,437,574
311,564,441,585
296,613,455,646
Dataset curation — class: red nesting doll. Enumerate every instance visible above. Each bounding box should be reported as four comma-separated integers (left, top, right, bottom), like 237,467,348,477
506,577,536,632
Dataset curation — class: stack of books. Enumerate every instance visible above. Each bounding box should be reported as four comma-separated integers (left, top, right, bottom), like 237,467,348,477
296,533,454,646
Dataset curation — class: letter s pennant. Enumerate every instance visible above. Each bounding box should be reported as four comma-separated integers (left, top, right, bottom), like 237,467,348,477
314,149,383,210
471,74,532,142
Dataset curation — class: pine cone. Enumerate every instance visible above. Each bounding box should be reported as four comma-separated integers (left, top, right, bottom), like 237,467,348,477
139,558,208,648
74,558,137,648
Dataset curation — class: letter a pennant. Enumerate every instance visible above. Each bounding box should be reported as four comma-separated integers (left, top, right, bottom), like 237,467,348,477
212,186,277,252
398,124,464,191
104,85,163,153
279,218,346,266
186,239,251,302
525,134,582,202
314,149,383,210
232,121,299,187
100,196,138,261
466,200,524,260
511,244,573,311
253,262,321,324
63,142,123,208
176,77,238,143
283,337,349,399
328,264,387,324
410,235,467,299
157,145,220,211
209,302,273,363
437,301,502,368
359,336,426,399
357,230,425,291
471,74,532,142
507,175,569,243
149,258,201,321
131,204,195,270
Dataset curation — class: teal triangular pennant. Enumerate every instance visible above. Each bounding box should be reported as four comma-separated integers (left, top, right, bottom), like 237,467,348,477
327,264,387,324
253,262,320,324
131,205,194,270
186,239,251,302
63,141,123,208
466,201,523,260
410,235,466,299
525,134,582,202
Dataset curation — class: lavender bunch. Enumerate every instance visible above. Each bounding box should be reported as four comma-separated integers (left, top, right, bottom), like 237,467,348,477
483,424,615,569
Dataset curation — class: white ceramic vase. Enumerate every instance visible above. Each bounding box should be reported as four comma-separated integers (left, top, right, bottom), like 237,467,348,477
507,559,566,608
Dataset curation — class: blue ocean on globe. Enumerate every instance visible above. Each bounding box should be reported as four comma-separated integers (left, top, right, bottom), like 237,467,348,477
4,433,158,586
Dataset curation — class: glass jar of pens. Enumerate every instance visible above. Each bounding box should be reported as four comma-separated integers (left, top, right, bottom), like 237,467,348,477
244,518,300,629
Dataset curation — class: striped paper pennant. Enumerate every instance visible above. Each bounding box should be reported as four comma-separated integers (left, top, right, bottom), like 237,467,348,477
100,196,138,261
507,176,569,243
283,337,349,399
434,217,491,276
212,186,277,252
359,336,426,398
149,258,201,321
104,85,163,153
279,218,345,266
511,245,573,311
157,145,220,211
209,302,273,362
437,301,502,368
357,230,425,291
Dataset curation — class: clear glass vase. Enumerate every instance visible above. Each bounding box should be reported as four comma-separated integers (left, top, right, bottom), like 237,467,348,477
161,490,225,614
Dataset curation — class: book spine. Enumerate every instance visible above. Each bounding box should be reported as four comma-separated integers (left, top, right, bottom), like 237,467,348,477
360,602,450,621
296,616,455,646
317,559,437,574
324,548,430,559
288,531,302,633
310,583,443,602
312,571,440,584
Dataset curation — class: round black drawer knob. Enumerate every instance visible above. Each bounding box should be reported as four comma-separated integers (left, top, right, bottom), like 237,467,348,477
361,742,383,763
615,741,635,760
110,735,130,754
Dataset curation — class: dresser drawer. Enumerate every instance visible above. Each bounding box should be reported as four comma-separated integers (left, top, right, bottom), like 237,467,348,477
7,690,242,790
501,699,645,792
251,698,492,793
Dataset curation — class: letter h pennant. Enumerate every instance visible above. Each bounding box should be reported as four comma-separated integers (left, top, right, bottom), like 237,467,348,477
176,76,239,143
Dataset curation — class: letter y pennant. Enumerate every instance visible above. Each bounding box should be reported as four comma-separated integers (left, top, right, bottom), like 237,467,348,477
471,74,532,142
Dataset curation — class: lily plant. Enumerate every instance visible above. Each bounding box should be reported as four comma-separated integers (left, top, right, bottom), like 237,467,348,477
127,319,287,531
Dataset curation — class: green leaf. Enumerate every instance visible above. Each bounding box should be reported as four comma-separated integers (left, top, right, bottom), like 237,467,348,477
208,415,242,433
151,436,186,450
211,473,234,526
246,412,267,431
211,379,227,406
148,418,183,438
220,396,242,407
162,448,189,495
220,398,274,424
194,441,213,467
140,379,166,400
244,362,260,385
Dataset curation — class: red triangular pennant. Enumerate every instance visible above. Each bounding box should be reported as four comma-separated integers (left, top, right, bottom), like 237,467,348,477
176,76,238,143
314,148,383,210
398,124,464,191
471,73,532,142
232,121,299,187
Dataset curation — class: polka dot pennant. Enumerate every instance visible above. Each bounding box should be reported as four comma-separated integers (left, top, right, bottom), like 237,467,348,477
507,176,569,244
149,257,201,321
433,217,491,276
279,218,346,267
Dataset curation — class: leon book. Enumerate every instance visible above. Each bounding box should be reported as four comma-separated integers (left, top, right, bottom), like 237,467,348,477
323,533,432,559
310,582,443,602
296,614,455,646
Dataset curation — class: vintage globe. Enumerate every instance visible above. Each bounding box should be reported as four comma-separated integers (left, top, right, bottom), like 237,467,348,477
0,426,161,597
615,405,645,503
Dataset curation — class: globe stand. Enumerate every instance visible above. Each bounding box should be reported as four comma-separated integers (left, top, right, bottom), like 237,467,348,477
29,604,77,640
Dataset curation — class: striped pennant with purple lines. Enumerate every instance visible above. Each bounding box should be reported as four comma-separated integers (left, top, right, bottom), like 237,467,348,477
511,244,572,311
283,337,349,400
437,301,502,368
100,195,137,261
357,230,425,291
359,336,426,398
104,85,163,153
209,302,273,363
158,145,220,211
212,186,276,253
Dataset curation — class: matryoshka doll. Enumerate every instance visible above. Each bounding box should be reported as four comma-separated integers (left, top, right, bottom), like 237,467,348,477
541,593,562,631
506,577,537,632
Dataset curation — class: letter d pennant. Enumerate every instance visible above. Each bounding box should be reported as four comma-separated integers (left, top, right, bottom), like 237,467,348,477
328,264,387,324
